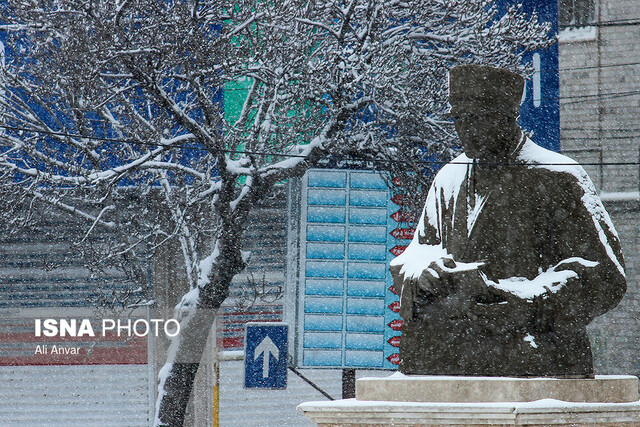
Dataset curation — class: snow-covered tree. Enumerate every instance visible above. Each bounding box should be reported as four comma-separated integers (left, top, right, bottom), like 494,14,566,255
0,0,551,425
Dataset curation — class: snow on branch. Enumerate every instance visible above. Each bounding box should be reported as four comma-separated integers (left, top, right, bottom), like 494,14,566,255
294,18,340,39
31,190,117,230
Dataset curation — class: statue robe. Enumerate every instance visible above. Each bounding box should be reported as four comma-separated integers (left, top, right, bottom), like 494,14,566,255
390,137,626,377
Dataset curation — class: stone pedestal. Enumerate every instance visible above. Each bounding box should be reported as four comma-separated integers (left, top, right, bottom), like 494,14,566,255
298,375,640,426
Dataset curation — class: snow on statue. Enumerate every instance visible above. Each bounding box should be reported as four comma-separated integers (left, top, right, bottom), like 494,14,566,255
390,65,626,377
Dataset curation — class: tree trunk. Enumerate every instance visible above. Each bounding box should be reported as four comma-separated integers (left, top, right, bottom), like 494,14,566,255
155,362,201,427
154,248,237,427
154,306,218,426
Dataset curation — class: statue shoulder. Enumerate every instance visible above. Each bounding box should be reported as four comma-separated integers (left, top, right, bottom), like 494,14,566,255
516,140,622,253
432,153,470,193
516,139,593,190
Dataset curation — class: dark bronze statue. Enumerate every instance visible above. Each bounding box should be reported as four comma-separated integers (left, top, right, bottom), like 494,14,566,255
390,64,626,377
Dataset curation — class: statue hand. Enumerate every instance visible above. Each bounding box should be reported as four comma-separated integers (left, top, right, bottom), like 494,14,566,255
454,268,491,297
416,257,492,317
416,256,458,297
417,256,489,298
442,268,493,315
469,283,535,334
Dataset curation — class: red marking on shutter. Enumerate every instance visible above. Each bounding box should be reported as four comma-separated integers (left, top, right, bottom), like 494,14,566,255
388,319,404,331
390,228,415,240
387,353,401,365
391,194,409,206
387,336,401,347
390,210,416,223
388,301,401,313
389,245,407,256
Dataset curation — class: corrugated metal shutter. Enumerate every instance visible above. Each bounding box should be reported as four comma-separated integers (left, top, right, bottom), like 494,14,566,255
0,365,152,426
0,214,136,308
219,186,289,351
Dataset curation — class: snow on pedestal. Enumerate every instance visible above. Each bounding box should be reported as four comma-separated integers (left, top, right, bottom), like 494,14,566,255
297,374,640,426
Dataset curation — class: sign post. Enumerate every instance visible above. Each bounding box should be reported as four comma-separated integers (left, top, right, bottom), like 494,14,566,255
244,322,288,389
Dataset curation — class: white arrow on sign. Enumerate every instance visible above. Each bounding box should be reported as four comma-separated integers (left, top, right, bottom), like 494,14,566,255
254,335,279,378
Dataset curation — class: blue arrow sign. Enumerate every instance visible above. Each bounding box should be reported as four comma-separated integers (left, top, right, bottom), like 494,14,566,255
244,322,288,389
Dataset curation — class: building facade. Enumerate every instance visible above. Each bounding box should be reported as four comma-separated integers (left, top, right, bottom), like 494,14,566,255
559,0,640,377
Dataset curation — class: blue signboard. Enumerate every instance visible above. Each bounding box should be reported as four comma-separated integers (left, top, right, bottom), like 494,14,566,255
245,322,288,389
296,170,402,369
511,0,560,152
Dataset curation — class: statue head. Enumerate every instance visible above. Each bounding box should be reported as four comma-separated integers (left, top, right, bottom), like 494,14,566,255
449,64,525,161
